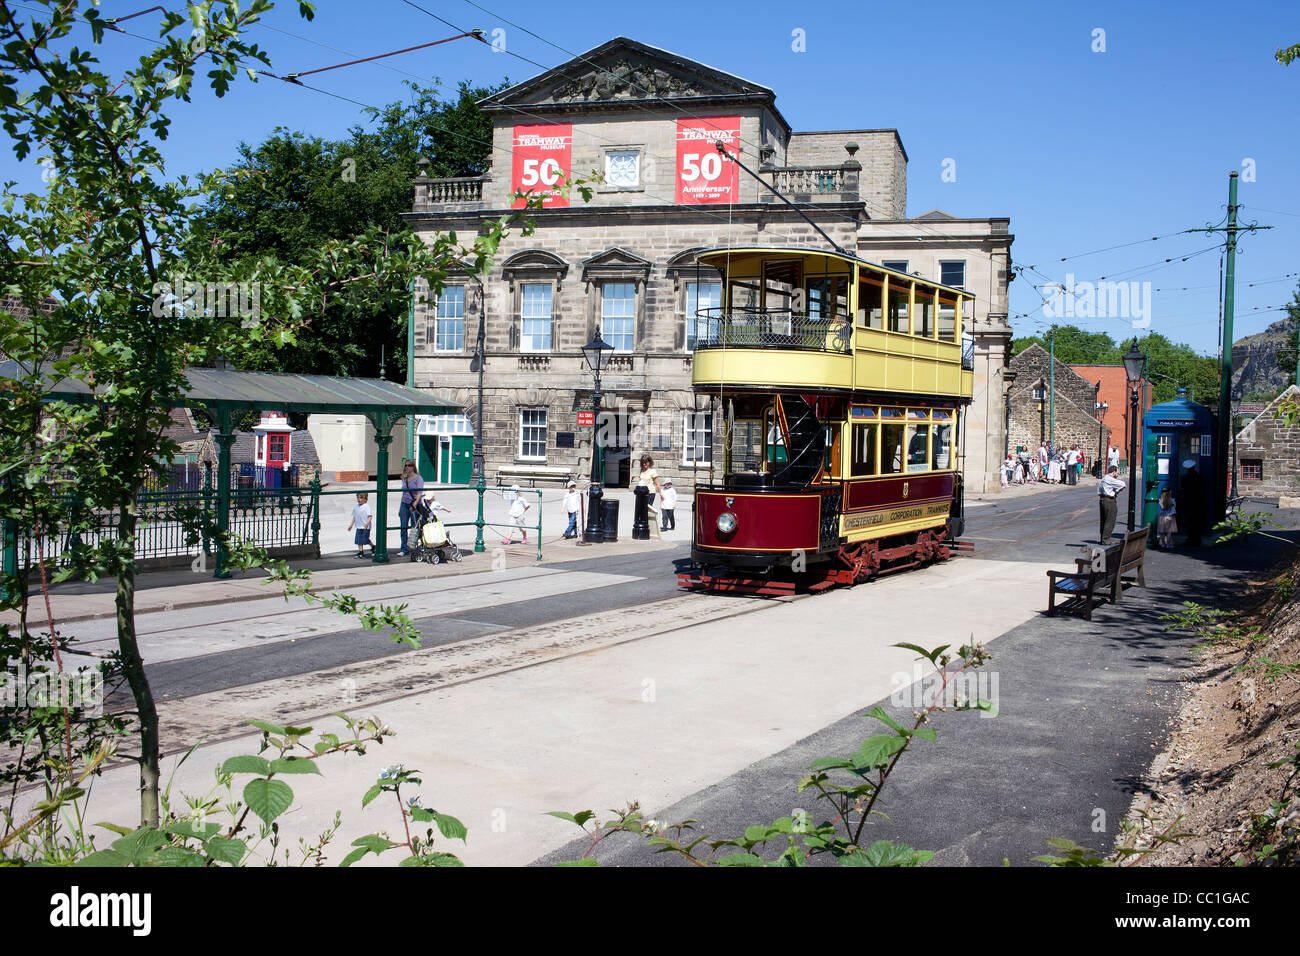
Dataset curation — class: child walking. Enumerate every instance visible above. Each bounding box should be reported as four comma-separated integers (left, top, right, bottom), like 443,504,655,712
348,492,373,558
1157,488,1178,549
504,489,531,545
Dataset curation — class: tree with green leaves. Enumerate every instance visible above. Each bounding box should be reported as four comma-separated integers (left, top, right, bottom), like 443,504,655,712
0,0,553,831
1012,324,1219,405
1012,325,1122,365
188,79,507,381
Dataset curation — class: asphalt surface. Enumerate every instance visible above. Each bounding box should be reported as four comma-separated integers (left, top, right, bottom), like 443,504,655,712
104,545,693,707
536,487,1300,866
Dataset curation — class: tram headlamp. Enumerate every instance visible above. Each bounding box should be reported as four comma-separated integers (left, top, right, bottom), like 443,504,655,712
716,512,738,535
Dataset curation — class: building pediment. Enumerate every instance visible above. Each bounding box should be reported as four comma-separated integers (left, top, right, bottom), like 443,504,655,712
501,249,569,280
480,36,778,117
665,246,721,280
582,246,652,282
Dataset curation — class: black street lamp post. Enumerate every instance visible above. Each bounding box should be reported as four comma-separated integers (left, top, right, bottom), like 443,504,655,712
1094,380,1108,480
1122,339,1147,531
581,333,614,544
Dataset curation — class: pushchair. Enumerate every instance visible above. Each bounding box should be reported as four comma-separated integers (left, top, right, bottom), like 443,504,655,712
408,498,460,564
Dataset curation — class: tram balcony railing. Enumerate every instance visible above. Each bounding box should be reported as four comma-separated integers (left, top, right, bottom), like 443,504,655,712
689,309,853,354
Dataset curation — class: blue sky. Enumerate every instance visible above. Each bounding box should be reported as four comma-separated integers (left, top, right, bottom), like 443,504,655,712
4,0,1298,355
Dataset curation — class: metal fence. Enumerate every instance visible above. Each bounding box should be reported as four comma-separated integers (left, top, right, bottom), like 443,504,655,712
17,484,319,570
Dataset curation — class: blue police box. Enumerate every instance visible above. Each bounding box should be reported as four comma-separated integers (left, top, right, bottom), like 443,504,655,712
1141,388,1216,547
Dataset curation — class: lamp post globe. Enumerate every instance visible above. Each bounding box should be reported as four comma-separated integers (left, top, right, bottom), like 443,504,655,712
581,334,614,543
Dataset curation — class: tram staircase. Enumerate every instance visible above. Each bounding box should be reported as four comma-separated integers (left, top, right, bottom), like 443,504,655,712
773,395,825,488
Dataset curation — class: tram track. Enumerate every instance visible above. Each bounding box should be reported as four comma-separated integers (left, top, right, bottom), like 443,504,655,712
94,587,793,774
68,493,1085,776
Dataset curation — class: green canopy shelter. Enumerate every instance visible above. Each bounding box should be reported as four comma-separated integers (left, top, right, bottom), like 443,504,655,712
3,364,460,576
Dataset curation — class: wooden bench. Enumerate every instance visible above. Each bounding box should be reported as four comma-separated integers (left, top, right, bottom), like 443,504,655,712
1094,526,1149,604
1046,526,1150,619
495,465,574,487
1046,565,1106,620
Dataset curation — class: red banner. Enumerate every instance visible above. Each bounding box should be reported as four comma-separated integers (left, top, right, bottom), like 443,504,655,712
675,116,740,204
511,124,572,208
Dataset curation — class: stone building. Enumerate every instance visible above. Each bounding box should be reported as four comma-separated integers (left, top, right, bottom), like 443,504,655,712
404,36,1013,492
1235,384,1300,500
1008,345,1112,470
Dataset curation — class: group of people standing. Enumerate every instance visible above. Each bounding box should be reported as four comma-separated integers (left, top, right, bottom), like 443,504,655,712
1003,441,1117,487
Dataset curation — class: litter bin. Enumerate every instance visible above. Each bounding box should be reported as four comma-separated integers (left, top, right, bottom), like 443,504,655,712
600,499,619,542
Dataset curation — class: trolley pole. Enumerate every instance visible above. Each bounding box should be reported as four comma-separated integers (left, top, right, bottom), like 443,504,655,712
1185,172,1271,524
1048,330,1055,450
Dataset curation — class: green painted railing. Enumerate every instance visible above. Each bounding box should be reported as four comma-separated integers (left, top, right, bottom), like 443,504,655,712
16,479,319,570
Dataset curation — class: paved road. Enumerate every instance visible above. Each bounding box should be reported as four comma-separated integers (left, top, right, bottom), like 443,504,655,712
61,481,1299,866
88,545,691,710
537,488,1300,866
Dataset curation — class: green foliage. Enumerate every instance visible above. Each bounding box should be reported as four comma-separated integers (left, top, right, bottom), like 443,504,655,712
1161,600,1261,653
0,0,558,832
186,79,508,380
550,642,993,866
1234,656,1300,684
1033,811,1192,866
1277,42,1300,66
1011,325,1219,405
1012,326,1122,365
1212,510,1288,546
0,713,472,867
1245,743,1300,865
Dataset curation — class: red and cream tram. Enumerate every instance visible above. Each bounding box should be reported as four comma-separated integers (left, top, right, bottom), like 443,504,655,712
679,247,975,594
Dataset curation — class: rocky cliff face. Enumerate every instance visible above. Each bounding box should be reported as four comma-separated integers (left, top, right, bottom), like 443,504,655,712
1232,316,1297,400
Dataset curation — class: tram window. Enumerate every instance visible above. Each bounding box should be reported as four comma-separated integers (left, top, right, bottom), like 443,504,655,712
858,276,884,329
937,294,958,342
764,260,801,334
729,418,764,474
808,277,848,319
887,282,911,333
729,280,760,311
851,423,879,477
932,423,952,469
881,423,905,474
824,425,841,477
906,425,930,472
916,290,936,338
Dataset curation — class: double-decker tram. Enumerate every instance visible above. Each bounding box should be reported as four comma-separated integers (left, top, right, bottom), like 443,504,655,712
679,247,975,594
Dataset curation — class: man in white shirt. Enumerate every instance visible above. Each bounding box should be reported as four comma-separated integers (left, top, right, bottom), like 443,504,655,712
660,479,678,531
1107,445,1120,472
1098,465,1125,542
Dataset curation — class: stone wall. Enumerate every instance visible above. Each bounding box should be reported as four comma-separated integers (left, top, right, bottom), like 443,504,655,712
1236,385,1300,499
1007,344,1111,468
786,130,906,218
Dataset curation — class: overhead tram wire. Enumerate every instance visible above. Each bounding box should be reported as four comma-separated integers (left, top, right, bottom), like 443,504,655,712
73,9,821,247
404,0,1026,256
448,0,778,157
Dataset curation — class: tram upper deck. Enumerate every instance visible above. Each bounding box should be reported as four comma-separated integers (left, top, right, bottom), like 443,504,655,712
689,247,975,400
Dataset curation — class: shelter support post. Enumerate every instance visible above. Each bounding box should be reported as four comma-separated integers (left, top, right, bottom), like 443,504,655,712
212,410,237,579
2,473,17,602
370,412,395,563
